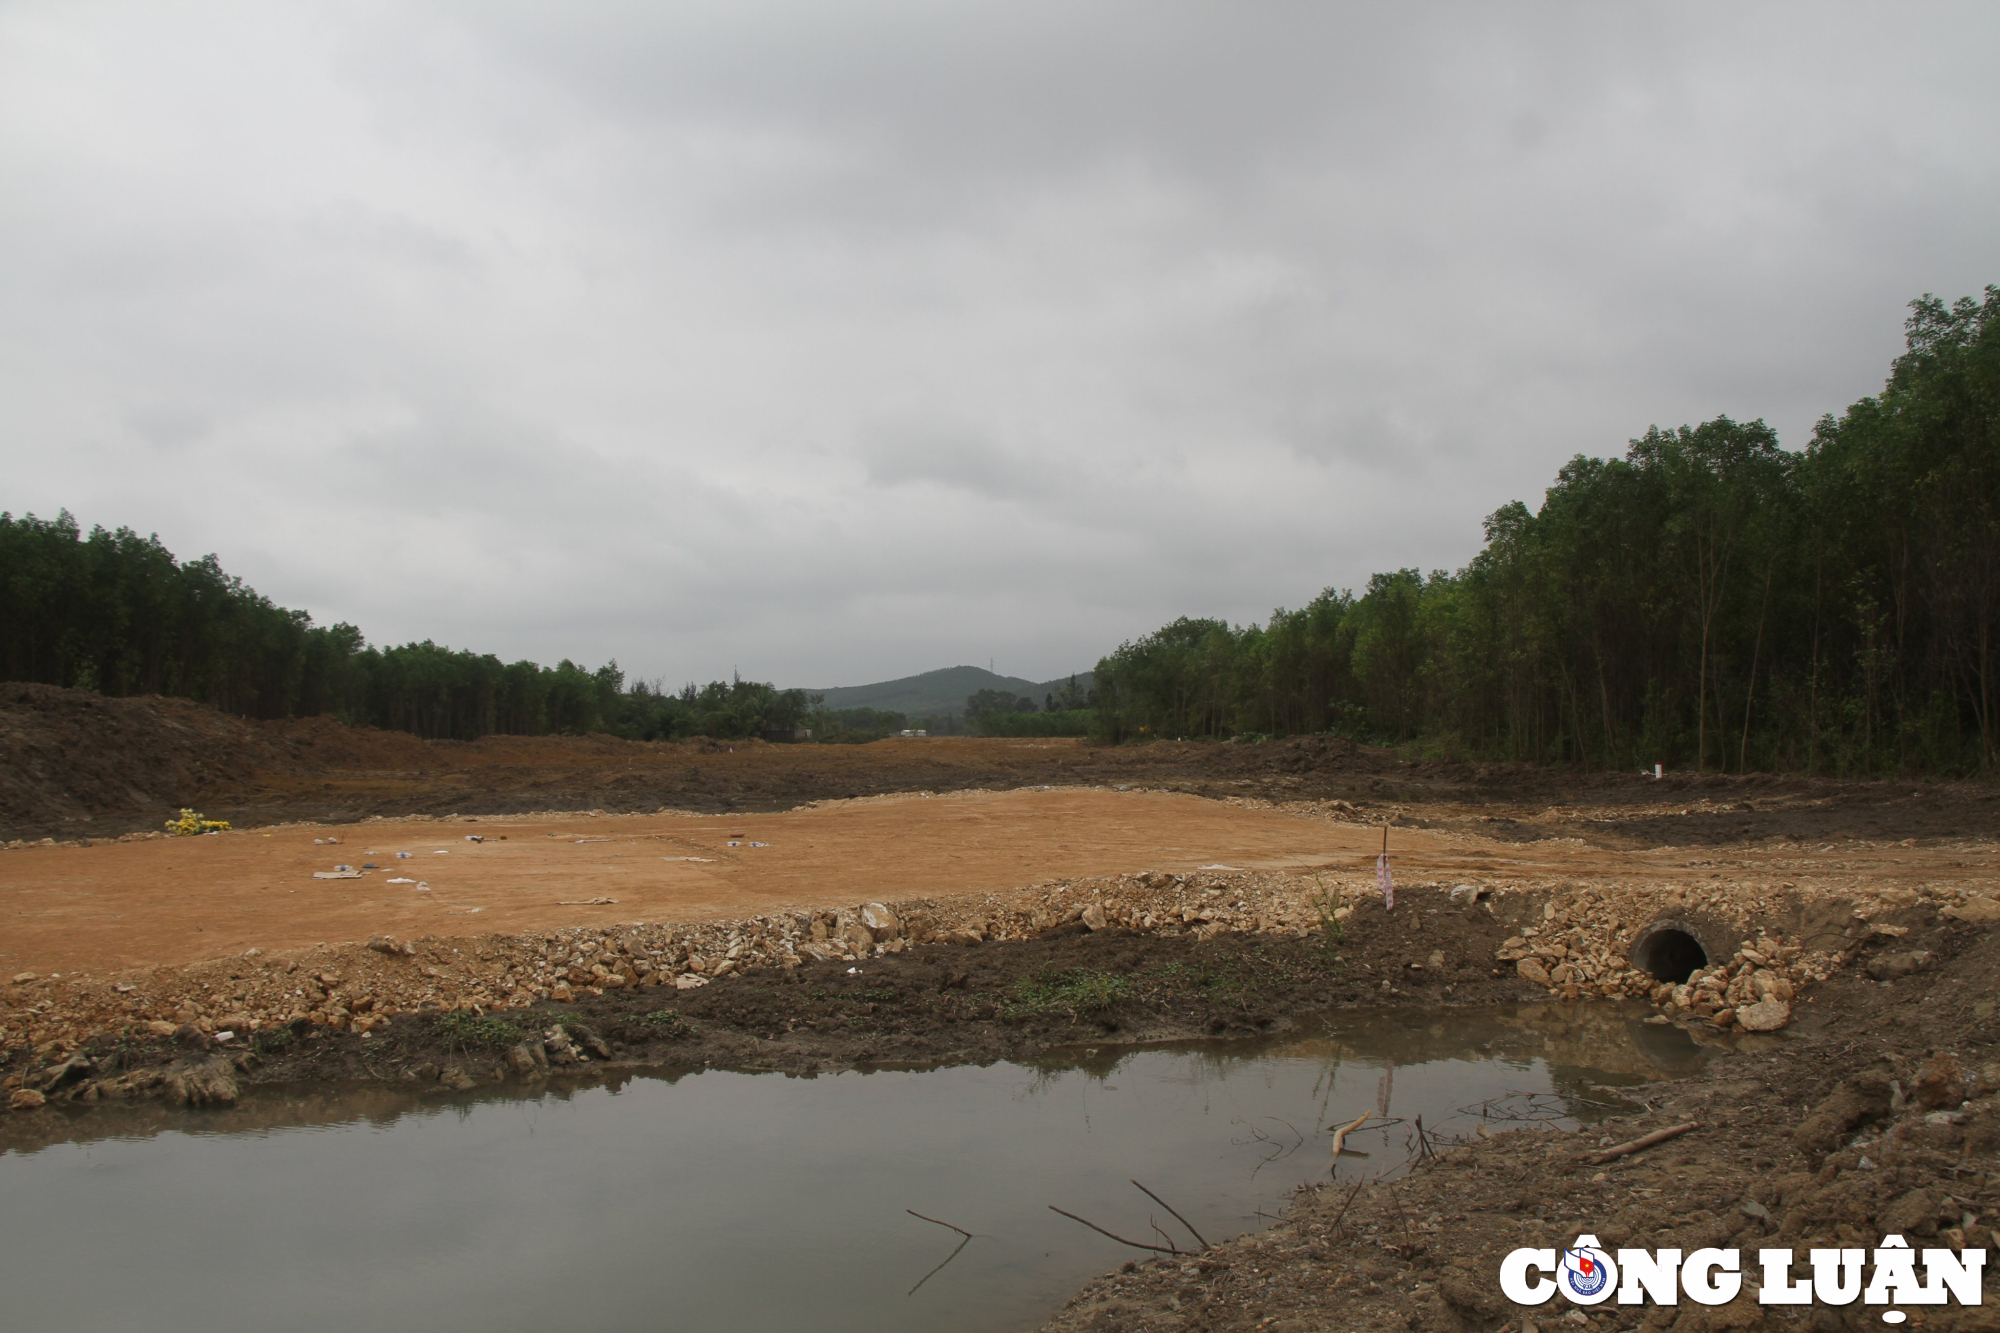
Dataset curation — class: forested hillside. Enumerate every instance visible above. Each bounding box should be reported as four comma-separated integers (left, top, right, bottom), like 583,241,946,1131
0,517,815,743
1094,289,2000,776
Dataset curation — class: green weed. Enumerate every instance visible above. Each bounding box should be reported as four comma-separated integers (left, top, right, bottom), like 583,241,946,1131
633,1011,697,1038
1003,965,1132,1020
251,1026,294,1055
1308,874,1345,949
430,1010,523,1051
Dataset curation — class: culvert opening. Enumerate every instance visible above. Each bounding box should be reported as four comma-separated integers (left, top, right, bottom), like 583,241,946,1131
1633,927,1708,984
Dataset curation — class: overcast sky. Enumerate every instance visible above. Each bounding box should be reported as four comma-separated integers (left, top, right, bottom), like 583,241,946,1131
2,3,1995,689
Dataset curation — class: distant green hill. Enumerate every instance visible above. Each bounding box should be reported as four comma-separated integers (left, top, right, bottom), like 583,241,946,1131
805,665,1093,719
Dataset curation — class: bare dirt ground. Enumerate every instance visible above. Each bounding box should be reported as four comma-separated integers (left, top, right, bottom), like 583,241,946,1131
0,788,1448,975
5,682,1996,851
4,684,2000,1332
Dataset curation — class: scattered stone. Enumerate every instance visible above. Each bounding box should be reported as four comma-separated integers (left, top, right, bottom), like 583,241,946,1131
1426,950,1445,969
1866,951,1933,981
367,935,414,956
144,1020,177,1037
162,1055,239,1107
1516,958,1550,985
860,902,902,941
9,1088,46,1111
1735,999,1792,1032
439,1066,477,1092
1081,904,1109,931
11,971,36,984
1943,897,2000,923
31,1054,94,1093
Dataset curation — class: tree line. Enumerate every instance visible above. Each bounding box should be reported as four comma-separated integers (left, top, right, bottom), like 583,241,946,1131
1093,288,2000,776
7,287,1991,770
965,679,1095,737
0,511,816,743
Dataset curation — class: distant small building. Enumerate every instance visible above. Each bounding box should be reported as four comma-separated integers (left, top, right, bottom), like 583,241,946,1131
898,729,929,738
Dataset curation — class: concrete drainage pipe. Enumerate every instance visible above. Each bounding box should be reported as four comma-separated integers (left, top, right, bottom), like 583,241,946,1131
1629,920,1710,985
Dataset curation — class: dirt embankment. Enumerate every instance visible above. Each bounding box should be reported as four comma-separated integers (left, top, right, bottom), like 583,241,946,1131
5,866,1999,1333
1038,907,2000,1333
4,683,1995,849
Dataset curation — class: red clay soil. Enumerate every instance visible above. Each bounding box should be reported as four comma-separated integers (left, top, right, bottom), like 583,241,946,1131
0,788,1441,975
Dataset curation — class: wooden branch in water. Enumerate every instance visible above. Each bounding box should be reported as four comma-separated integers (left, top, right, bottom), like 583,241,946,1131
1585,1121,1698,1165
1130,1179,1209,1251
1049,1206,1182,1254
906,1234,970,1296
1328,1110,1370,1168
1414,1114,1438,1162
907,1209,975,1240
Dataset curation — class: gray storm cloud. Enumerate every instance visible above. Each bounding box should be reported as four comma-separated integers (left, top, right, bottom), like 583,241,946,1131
1,1,1994,686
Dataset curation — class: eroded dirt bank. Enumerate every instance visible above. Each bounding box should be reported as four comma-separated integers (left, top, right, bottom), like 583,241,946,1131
1038,907,2000,1333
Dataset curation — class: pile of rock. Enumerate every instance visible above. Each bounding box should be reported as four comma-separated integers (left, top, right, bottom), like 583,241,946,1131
1650,947,1801,1031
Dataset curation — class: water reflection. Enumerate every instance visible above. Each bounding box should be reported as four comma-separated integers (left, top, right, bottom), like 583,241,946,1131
0,1003,1723,1333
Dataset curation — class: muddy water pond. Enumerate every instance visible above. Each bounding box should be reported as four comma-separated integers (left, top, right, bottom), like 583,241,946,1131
1,1003,1722,1331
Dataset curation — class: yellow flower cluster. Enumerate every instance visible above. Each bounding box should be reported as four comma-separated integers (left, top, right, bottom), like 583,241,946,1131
164,808,232,837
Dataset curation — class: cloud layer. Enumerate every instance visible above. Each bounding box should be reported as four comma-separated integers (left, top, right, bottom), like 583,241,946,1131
3,2,1995,686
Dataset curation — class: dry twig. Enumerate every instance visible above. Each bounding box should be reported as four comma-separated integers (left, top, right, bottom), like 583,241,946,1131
1130,1179,1209,1250
1584,1121,1698,1164
1049,1206,1183,1254
1327,1178,1368,1239
906,1209,974,1240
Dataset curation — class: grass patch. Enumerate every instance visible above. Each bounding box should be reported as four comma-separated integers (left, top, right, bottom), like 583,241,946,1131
1003,965,1133,1021
431,1010,524,1050
250,1026,295,1055
633,1011,697,1038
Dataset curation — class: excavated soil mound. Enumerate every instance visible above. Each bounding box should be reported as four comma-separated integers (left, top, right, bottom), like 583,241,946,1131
0,683,295,835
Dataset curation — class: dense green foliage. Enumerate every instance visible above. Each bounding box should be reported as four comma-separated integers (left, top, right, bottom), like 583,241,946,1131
973,708,1093,738
1095,289,2000,775
964,676,1097,736
810,706,911,742
0,511,817,742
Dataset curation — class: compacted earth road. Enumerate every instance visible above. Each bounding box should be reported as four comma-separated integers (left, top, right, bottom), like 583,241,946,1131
3,684,1998,1332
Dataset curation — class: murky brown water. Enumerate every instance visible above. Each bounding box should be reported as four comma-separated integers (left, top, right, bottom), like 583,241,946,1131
0,1003,1721,1332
